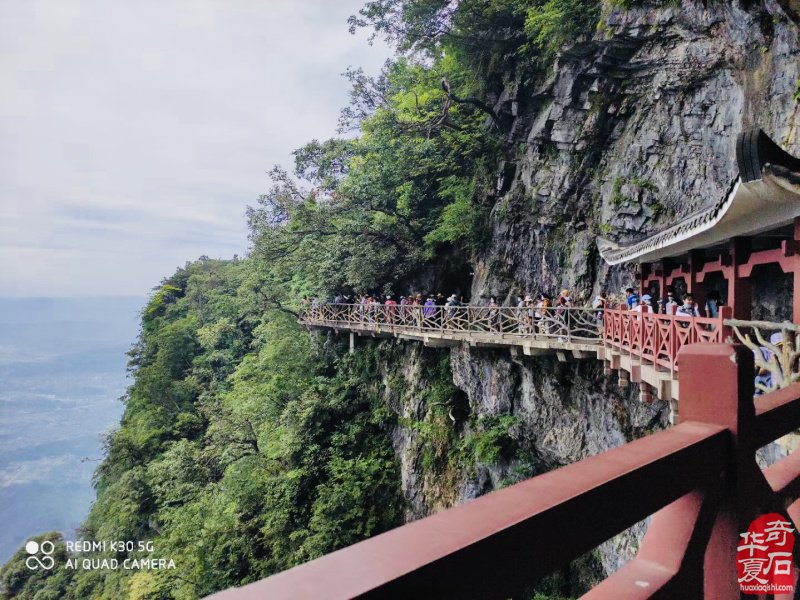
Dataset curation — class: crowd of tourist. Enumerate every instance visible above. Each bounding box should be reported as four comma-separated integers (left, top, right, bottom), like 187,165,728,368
301,292,467,312
590,287,724,319
301,287,789,396
301,285,728,321
300,288,587,335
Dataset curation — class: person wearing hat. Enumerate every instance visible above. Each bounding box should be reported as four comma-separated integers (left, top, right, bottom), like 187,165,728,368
444,294,460,327
399,295,409,323
423,296,437,321
644,293,659,314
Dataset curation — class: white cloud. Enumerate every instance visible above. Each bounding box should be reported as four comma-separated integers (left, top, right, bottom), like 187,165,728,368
0,0,390,297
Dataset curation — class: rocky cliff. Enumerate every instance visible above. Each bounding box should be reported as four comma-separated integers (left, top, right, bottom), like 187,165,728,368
478,0,799,302
376,0,800,581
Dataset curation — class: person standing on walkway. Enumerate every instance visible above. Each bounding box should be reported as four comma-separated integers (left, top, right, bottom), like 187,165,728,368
625,288,639,308
593,290,607,322
677,294,699,317
423,296,437,323
488,297,500,332
705,290,721,318
676,294,699,329
385,295,397,323
662,290,678,315
536,293,552,334
631,294,651,316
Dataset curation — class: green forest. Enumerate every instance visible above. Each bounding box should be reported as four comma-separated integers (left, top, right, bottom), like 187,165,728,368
1,1,614,598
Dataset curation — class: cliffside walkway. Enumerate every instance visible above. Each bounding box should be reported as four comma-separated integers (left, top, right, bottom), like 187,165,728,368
301,303,799,410
299,303,602,359
205,130,800,599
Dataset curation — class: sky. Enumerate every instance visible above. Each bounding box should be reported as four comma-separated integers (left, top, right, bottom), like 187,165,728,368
0,0,391,297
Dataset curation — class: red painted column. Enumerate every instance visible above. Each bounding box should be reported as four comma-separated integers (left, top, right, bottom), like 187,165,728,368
727,238,752,320
678,343,756,600
658,260,668,304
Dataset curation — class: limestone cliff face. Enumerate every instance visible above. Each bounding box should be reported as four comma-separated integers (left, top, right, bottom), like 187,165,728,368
377,339,664,575
476,0,799,302
380,0,799,580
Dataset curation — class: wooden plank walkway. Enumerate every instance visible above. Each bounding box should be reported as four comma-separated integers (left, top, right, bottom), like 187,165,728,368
301,304,797,416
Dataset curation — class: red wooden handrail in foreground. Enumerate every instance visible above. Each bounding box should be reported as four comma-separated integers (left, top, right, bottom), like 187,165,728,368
206,344,800,599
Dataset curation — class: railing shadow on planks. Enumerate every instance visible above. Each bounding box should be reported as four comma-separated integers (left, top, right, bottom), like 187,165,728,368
205,343,800,600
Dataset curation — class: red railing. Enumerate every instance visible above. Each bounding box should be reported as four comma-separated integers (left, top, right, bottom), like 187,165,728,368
206,344,800,600
602,306,731,373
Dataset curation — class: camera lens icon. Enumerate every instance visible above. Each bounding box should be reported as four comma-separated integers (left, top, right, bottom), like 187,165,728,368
25,540,55,570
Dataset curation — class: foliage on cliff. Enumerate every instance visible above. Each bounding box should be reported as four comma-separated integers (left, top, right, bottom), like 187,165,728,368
1,259,406,599
248,55,496,296
250,0,609,297
0,1,625,598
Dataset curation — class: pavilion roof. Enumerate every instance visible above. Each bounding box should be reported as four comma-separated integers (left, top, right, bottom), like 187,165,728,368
597,129,800,265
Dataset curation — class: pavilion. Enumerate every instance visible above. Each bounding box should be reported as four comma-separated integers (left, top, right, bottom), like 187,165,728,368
597,129,800,322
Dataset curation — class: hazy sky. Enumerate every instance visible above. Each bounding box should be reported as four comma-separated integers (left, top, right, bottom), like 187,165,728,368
1,1,390,297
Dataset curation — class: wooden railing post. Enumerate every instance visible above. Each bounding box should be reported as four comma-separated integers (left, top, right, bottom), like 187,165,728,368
653,312,660,364
678,343,756,599
670,315,678,374
566,309,572,342
626,307,633,354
